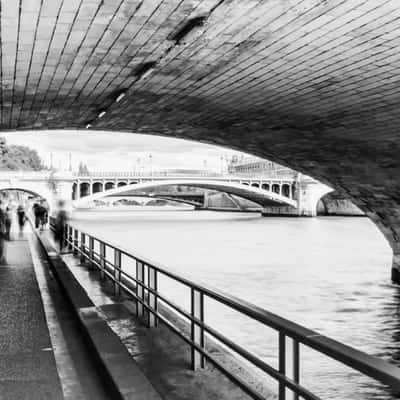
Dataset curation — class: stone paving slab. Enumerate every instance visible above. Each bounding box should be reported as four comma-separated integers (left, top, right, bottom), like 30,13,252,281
0,237,64,400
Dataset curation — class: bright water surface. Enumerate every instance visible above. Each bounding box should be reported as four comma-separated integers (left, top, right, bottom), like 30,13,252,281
72,210,400,400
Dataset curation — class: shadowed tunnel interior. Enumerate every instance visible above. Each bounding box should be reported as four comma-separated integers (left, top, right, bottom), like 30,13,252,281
0,0,399,277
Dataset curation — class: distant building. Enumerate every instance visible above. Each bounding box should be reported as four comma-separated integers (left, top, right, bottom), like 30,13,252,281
227,155,296,178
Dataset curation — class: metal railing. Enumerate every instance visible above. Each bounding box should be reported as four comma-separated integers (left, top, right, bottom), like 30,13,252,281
55,221,400,400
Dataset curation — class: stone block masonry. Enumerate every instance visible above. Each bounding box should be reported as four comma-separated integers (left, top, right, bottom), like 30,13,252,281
0,0,399,278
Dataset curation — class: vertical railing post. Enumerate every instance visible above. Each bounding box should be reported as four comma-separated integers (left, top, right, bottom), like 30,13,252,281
281,337,301,400
64,224,68,248
292,339,300,400
68,226,73,250
147,266,158,328
114,249,121,296
279,332,286,400
89,236,94,269
136,261,144,317
191,289,205,370
80,232,85,264
73,229,78,255
100,242,106,280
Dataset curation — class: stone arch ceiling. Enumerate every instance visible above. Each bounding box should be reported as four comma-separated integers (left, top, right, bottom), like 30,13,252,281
2,0,400,273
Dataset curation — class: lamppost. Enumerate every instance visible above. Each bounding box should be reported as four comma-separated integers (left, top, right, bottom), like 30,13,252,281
136,157,141,175
203,159,207,176
149,154,153,177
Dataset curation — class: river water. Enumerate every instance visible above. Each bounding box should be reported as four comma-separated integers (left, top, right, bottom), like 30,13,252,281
71,210,399,400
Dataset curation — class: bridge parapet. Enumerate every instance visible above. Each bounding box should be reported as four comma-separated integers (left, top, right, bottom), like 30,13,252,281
74,171,225,178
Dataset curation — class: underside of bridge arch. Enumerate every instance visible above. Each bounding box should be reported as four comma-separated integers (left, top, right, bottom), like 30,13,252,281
0,188,50,205
105,182,115,191
0,0,400,279
317,192,365,217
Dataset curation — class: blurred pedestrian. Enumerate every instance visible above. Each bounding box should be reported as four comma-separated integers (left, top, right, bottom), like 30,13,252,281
54,200,68,253
17,204,26,232
0,201,6,264
4,207,12,241
41,200,49,230
33,202,40,228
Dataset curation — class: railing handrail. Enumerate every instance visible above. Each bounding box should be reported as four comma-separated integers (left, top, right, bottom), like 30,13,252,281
64,221,400,390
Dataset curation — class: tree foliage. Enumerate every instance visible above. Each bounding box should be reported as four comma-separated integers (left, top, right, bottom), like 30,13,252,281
0,136,45,171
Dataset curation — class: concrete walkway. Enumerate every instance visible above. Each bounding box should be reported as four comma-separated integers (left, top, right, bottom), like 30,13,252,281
0,234,64,400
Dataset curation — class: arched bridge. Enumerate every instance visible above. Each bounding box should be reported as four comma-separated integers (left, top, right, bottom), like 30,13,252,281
0,170,332,216
73,179,298,209
73,172,297,200
0,171,70,208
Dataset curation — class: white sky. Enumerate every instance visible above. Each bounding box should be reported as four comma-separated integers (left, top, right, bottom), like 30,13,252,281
3,130,249,173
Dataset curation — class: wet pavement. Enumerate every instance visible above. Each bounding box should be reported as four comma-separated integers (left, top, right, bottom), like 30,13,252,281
0,226,114,400
0,234,64,400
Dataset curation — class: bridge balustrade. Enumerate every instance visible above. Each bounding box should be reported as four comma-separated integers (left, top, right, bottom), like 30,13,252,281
74,171,225,178
52,220,400,400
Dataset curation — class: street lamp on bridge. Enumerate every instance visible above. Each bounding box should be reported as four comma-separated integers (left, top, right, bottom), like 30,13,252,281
149,154,153,177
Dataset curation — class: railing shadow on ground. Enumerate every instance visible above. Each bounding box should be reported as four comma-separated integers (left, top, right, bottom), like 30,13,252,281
50,218,400,400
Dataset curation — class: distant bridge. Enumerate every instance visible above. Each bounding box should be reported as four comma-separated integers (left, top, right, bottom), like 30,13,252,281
72,171,297,200
73,179,298,209
0,171,332,216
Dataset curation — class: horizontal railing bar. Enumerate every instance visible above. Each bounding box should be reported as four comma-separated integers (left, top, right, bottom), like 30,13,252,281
117,276,320,400
57,222,400,391
69,242,320,399
115,279,320,400
116,283,267,400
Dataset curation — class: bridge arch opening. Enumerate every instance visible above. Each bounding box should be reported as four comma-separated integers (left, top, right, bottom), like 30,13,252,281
146,199,170,207
92,182,103,194
80,182,90,198
272,184,280,194
112,198,141,206
0,188,51,211
282,184,291,198
317,192,364,217
105,182,115,190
